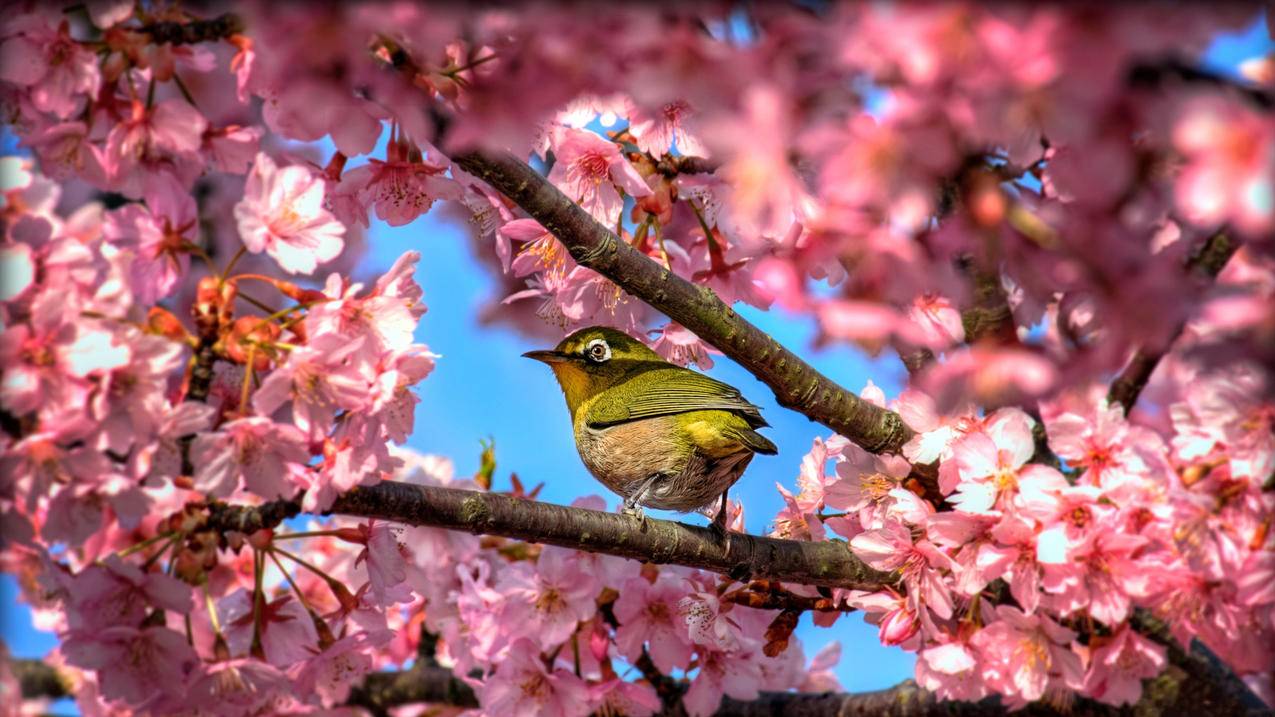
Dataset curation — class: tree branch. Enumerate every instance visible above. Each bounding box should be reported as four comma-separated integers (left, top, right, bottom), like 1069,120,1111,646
1108,232,1238,414
450,149,915,456
208,482,893,588
328,482,895,589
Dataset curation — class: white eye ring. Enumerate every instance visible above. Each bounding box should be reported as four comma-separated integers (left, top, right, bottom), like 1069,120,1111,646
585,338,611,362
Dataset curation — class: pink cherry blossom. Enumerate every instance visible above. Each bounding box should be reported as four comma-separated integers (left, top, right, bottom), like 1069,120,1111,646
181,658,291,716
851,519,955,619
944,408,1068,514
351,519,411,607
504,218,575,280
2,6,1273,713
234,152,346,274
251,334,373,439
650,321,719,370
906,293,965,350
613,574,696,674
102,99,208,198
219,588,319,669
103,182,198,304
1172,96,1275,238
630,99,706,157
916,641,988,703
1040,524,1150,626
826,440,918,530
547,127,652,226
498,546,600,651
1045,395,1167,497
683,646,763,717
65,556,191,632
590,678,661,717
481,637,591,717
87,330,185,455
971,605,1083,705
191,417,310,499
62,626,199,707
293,630,391,707
798,642,845,693
1171,364,1274,485
307,269,419,356
1081,625,1167,706
0,13,100,119
340,135,461,227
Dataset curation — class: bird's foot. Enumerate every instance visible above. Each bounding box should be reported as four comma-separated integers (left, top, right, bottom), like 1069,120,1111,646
621,502,650,530
709,492,732,547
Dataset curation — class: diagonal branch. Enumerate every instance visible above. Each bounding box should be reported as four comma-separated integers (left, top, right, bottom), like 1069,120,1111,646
451,149,915,456
1108,232,1238,414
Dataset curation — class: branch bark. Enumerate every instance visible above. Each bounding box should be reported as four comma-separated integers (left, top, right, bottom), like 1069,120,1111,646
451,149,915,456
346,663,478,713
209,482,893,588
279,481,892,589
139,13,244,46
206,481,1267,715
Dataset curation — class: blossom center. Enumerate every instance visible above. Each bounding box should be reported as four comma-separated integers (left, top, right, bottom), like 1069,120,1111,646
572,151,610,183
535,586,566,614
520,672,550,699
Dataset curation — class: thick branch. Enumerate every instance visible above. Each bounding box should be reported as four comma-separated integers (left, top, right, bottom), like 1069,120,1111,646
209,482,892,588
451,149,915,456
1108,233,1237,413
329,482,894,589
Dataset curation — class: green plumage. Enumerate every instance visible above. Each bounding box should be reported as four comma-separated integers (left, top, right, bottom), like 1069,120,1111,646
523,326,776,525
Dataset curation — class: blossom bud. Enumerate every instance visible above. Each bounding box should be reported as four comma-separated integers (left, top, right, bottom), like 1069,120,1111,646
146,307,192,343
879,605,920,646
246,529,274,550
225,317,281,370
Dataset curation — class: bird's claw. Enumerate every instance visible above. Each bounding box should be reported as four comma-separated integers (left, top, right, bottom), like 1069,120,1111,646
621,503,649,530
708,517,731,549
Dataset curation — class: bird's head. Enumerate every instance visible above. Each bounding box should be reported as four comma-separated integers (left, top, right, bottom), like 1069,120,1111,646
523,326,663,416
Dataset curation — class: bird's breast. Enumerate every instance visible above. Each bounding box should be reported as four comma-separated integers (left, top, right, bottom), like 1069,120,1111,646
574,416,687,493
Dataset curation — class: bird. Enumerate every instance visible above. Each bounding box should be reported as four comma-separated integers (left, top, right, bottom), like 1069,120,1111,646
523,326,777,533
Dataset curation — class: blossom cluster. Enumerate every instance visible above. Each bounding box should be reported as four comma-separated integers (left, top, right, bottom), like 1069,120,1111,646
772,379,1274,707
1,1,1272,715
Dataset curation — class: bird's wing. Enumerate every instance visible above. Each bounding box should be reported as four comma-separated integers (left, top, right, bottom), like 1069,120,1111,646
587,365,769,429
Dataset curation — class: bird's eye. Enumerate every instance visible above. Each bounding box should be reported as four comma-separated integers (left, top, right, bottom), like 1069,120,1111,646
585,338,611,362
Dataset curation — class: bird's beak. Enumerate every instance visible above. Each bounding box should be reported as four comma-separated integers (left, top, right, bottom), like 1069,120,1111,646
522,349,571,364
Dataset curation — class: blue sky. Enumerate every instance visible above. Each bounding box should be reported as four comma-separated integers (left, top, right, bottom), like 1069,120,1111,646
2,11,1270,702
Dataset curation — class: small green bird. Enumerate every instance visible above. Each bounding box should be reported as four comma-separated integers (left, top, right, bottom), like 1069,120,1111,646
524,326,777,531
